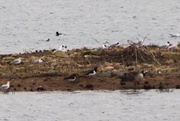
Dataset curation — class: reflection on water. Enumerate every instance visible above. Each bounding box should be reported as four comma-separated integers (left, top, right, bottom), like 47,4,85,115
0,90,180,121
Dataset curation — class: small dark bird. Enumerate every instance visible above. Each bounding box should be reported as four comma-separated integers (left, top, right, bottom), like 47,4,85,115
85,67,98,76
56,31,63,36
120,70,147,91
64,74,77,81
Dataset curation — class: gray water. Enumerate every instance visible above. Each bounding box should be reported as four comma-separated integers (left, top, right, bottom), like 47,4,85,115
0,0,180,54
0,90,180,121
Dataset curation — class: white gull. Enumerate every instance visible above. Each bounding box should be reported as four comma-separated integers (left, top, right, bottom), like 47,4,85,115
10,57,22,64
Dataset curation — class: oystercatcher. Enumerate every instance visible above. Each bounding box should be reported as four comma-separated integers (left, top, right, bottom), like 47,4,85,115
64,74,77,81
85,67,98,76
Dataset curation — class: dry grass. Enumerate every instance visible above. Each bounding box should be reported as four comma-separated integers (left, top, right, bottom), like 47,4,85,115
0,45,180,91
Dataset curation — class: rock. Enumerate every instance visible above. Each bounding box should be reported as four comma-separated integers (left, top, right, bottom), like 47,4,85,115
85,84,94,90
143,81,152,90
37,86,46,91
176,85,180,89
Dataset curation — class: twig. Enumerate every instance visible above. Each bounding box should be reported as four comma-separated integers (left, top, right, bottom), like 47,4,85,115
90,34,102,47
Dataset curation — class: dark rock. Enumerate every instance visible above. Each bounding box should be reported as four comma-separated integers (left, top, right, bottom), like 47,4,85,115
85,84,94,90
158,82,164,91
143,81,152,90
176,85,180,89
79,84,84,87
37,86,46,91
17,84,21,87
120,82,126,86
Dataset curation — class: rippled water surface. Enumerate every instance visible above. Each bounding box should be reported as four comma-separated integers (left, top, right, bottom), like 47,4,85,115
0,90,180,121
0,0,180,54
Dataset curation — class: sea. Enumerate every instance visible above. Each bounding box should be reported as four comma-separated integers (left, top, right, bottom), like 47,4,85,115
0,90,180,121
0,0,180,54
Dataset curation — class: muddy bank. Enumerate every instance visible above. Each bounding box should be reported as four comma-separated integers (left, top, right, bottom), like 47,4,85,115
0,44,180,92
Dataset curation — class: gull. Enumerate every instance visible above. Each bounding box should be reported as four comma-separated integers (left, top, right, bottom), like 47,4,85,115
167,41,178,50
52,45,67,53
85,67,98,76
170,33,180,37
34,58,43,63
96,44,108,51
109,42,119,48
64,74,78,82
160,41,171,49
1,81,10,92
10,57,22,65
167,41,173,47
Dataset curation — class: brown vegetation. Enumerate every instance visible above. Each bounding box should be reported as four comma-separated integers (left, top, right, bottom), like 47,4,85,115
0,44,180,92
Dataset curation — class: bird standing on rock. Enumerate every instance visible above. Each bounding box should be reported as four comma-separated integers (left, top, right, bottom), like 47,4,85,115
85,67,98,76
120,70,147,91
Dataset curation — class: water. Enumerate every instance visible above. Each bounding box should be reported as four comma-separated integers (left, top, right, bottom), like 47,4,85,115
0,90,180,121
0,0,180,54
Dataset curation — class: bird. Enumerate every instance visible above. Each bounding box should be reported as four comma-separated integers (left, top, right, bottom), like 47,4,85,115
10,57,22,65
52,45,67,53
46,38,50,42
170,33,180,37
167,41,173,47
109,42,119,48
120,70,147,91
56,31,63,36
1,81,10,92
85,67,98,76
124,62,134,71
64,74,78,81
34,58,43,63
167,41,178,51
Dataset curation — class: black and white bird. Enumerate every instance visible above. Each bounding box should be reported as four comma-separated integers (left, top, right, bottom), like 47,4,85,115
64,74,78,82
10,57,22,65
85,67,98,76
1,81,10,92
120,70,147,91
